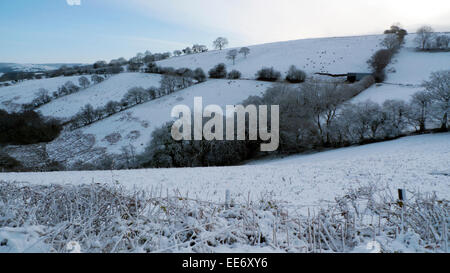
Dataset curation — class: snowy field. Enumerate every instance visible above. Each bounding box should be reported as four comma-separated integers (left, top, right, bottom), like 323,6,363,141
157,35,384,78
38,73,162,120
0,75,84,112
2,133,449,213
1,133,448,253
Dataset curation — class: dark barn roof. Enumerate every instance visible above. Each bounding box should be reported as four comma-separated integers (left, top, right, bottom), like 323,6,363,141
347,72,372,82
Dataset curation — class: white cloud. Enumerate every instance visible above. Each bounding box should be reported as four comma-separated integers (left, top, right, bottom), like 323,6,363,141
66,0,81,6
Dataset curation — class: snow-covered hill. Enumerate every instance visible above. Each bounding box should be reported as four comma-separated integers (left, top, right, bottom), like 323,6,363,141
0,63,82,73
50,79,274,164
0,75,84,112
38,73,162,120
157,35,385,78
1,33,448,165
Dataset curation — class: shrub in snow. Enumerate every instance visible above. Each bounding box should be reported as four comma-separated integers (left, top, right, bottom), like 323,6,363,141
194,68,207,83
208,63,227,79
78,76,90,89
367,49,393,74
124,87,148,105
285,65,306,83
159,66,176,75
227,70,242,79
0,109,62,145
256,67,281,82
91,74,105,84
0,182,447,253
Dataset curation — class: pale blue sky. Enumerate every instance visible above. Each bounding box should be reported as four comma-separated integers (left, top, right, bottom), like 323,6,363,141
0,0,449,63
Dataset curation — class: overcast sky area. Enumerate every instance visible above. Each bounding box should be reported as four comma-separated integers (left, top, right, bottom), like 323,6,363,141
0,0,449,63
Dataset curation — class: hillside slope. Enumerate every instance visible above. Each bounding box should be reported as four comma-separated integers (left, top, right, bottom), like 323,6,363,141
0,75,84,112
38,73,162,120
45,79,274,165
157,35,384,78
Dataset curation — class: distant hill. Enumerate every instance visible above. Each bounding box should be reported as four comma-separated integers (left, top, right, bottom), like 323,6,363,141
0,63,84,73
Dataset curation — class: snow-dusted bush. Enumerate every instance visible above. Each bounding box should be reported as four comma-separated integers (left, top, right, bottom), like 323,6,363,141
208,63,227,79
194,68,207,83
285,65,306,83
367,50,393,74
78,76,90,89
256,67,281,82
0,182,447,253
124,87,148,105
227,70,242,79
91,74,105,84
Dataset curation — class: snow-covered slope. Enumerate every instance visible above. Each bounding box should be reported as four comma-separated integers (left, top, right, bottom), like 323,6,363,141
0,75,84,112
157,35,385,78
2,133,449,214
354,34,450,104
65,79,274,157
38,73,162,120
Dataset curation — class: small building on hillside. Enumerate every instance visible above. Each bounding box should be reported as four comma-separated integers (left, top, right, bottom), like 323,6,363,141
347,73,372,83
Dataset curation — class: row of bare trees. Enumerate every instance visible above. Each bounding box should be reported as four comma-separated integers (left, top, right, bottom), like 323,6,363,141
414,26,449,51
368,25,408,82
70,72,202,129
23,75,105,111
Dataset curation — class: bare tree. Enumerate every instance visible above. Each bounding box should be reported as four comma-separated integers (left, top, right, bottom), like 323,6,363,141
414,26,435,50
77,104,96,126
213,37,228,50
239,47,250,58
381,33,401,51
124,87,148,105
104,101,120,116
381,100,409,137
91,74,104,84
34,88,51,106
436,35,450,49
160,75,178,95
423,70,450,130
407,91,432,132
226,49,238,65
173,50,182,57
78,76,90,89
